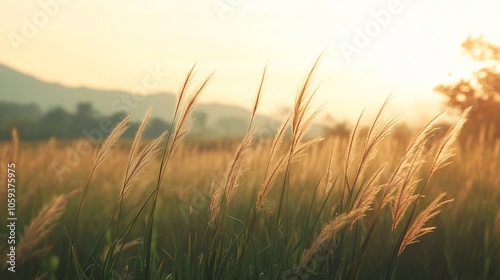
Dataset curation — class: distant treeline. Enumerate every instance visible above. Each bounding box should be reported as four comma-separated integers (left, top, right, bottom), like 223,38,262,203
0,102,171,140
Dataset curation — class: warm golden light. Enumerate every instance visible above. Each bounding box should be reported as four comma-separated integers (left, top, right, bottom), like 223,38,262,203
1,0,499,121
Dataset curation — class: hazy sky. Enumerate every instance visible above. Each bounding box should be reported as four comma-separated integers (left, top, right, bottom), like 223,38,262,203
1,0,499,122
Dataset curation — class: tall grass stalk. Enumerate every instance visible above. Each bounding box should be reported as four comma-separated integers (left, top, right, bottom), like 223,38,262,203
143,67,214,279
67,114,132,278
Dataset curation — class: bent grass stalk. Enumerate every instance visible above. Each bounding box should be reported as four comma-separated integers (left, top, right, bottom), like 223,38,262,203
68,114,132,277
385,107,471,278
144,68,214,279
268,55,325,277
345,111,446,279
94,110,166,279
206,66,268,275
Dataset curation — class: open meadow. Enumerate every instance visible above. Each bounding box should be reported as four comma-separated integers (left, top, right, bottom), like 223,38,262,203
3,1,500,278
1,79,499,279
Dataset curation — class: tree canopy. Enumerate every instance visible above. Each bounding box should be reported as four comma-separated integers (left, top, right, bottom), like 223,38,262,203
435,36,500,138
0,102,171,140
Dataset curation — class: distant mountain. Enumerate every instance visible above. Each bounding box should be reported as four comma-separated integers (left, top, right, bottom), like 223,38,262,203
0,64,176,118
0,64,326,137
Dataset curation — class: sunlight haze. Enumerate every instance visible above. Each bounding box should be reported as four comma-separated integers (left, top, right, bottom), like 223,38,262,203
1,0,499,123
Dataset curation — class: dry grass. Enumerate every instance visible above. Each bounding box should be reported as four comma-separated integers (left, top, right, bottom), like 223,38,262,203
1,123,498,279
1,66,498,279
209,128,256,226
16,190,77,266
398,193,454,255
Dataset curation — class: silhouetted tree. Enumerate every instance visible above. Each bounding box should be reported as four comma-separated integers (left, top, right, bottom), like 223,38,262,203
36,107,72,138
216,117,248,137
435,36,500,138
144,118,171,138
76,102,97,119
68,102,100,137
323,114,350,138
0,102,42,139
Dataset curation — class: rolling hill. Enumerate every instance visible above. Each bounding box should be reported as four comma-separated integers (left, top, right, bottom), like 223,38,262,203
0,64,325,137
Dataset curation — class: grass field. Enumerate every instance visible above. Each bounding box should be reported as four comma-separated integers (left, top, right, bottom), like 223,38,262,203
1,66,499,280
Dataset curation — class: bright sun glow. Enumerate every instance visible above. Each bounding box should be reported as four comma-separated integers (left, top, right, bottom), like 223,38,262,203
1,0,499,123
